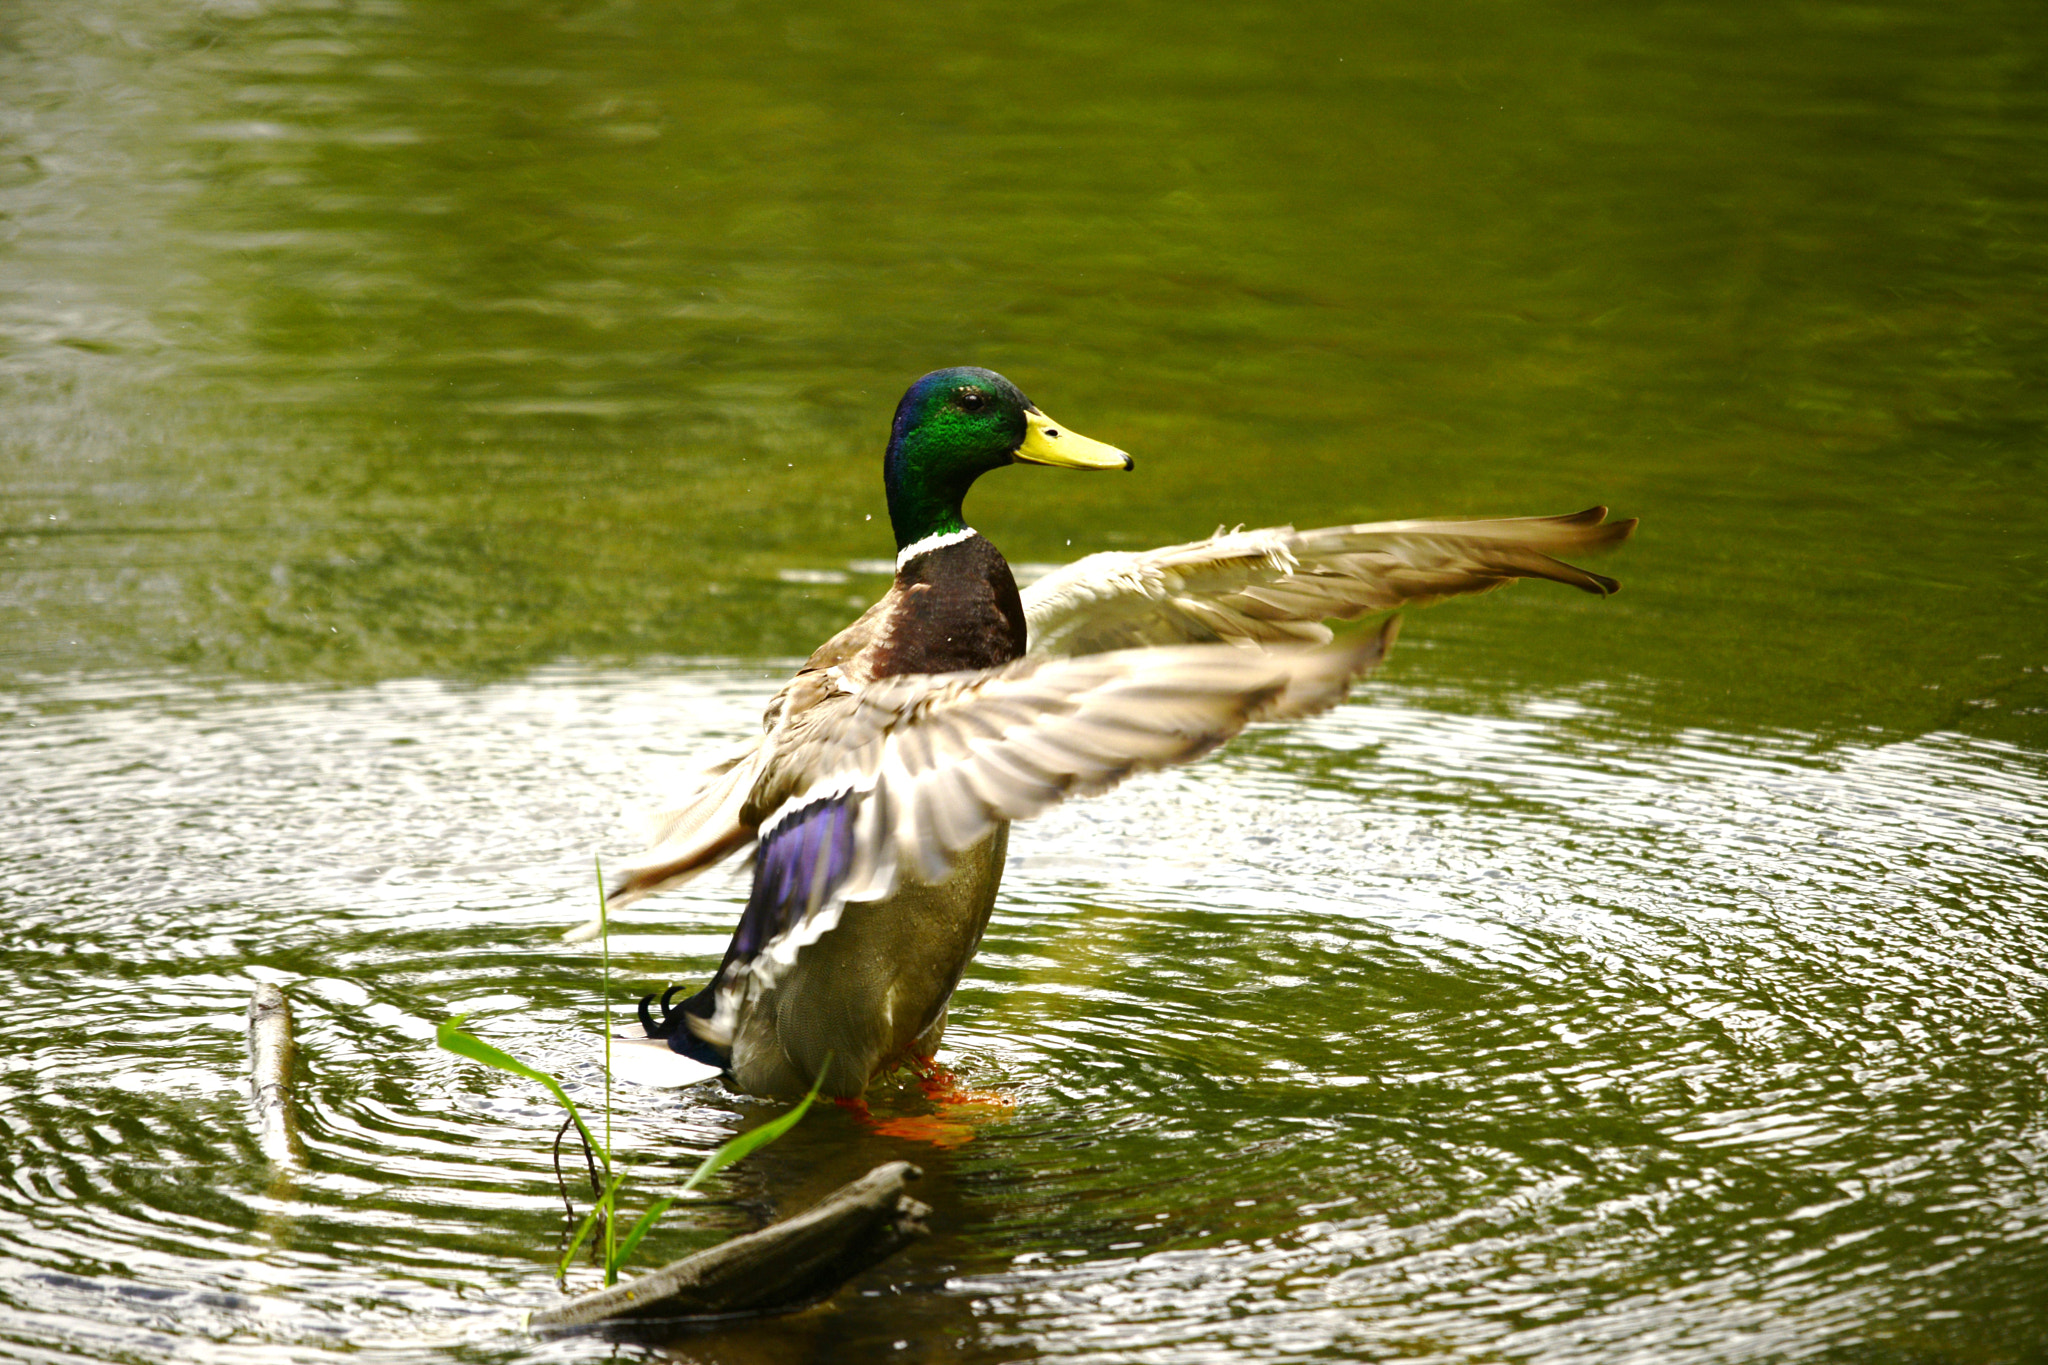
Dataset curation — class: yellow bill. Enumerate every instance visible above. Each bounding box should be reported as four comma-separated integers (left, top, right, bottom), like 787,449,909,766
1014,408,1133,471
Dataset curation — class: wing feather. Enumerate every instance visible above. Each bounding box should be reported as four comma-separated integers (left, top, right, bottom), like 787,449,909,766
1023,508,1634,656
741,622,1395,916
580,743,766,928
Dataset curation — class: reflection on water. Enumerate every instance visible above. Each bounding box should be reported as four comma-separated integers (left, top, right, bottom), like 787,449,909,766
2,665,2044,1362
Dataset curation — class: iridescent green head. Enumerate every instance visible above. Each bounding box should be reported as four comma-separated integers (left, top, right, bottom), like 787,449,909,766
883,366,1131,553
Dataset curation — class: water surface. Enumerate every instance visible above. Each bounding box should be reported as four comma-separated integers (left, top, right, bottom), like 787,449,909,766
3,0,2046,1360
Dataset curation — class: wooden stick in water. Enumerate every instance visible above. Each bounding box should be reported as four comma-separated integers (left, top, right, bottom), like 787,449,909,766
247,984,305,1169
530,1161,931,1332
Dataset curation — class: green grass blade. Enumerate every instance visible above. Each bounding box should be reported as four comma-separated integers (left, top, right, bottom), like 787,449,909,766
558,1202,603,1281
596,853,615,1277
607,1195,676,1277
592,1072,822,1275
559,1168,629,1281
677,1066,826,1197
436,1017,605,1175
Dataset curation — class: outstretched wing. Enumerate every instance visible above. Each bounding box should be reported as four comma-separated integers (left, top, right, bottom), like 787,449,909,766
750,621,1396,934
667,624,1396,1051
595,626,1393,942
1022,506,1635,657
574,742,765,932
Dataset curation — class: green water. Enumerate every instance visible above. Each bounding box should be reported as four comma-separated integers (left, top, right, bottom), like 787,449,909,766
3,0,2045,1360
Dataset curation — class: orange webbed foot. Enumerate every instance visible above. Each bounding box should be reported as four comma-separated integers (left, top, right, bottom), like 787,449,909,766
909,1056,1016,1111
831,1059,1016,1147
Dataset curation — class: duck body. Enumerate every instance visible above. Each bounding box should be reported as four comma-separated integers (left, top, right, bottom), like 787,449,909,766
703,531,1028,1096
600,366,1634,1099
721,823,1009,1097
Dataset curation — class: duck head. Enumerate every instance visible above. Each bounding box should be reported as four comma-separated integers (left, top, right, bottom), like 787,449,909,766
884,366,1131,553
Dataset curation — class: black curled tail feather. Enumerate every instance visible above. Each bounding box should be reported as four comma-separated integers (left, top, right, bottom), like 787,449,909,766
637,981,728,1071
628,790,861,1080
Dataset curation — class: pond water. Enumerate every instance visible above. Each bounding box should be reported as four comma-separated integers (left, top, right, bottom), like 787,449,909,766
3,0,2045,1362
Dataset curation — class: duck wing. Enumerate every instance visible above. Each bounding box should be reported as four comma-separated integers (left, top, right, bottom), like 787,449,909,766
750,619,1395,939
662,623,1396,1051
563,741,766,936
588,598,900,926
1022,506,1635,656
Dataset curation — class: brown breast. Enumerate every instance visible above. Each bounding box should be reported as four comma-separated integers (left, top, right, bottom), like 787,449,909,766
869,534,1027,679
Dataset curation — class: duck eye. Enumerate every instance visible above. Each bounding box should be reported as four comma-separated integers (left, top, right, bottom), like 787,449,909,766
957,390,986,412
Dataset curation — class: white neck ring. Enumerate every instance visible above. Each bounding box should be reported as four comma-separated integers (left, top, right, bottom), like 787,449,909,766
896,526,978,570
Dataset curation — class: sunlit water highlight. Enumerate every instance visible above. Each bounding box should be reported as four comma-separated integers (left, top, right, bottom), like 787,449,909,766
3,665,2042,1363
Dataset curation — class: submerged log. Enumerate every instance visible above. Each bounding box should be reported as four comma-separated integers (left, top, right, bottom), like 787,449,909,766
530,1161,930,1332
246,984,305,1169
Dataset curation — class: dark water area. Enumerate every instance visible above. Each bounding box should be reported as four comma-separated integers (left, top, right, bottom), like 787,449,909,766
3,0,2046,1361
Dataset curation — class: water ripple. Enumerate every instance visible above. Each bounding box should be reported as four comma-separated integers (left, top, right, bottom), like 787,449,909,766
2,665,2045,1361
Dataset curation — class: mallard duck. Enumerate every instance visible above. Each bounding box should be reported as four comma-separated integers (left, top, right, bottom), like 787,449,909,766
590,366,1633,1097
